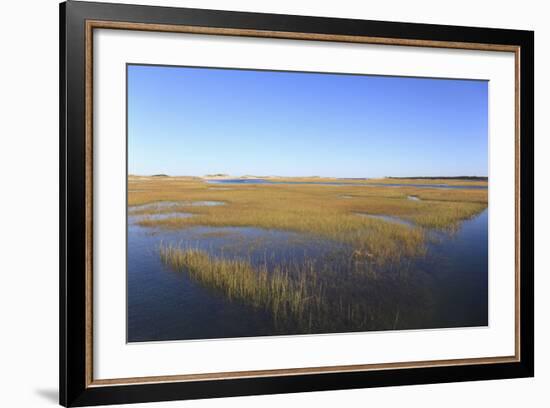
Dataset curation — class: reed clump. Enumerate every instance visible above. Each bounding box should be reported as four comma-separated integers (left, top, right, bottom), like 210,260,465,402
159,244,435,332
159,245,321,324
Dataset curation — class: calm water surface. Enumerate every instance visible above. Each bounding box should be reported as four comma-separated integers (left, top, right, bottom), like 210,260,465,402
127,207,488,342
206,179,488,190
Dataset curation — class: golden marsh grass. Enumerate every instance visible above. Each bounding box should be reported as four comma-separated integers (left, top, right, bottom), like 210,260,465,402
130,176,487,263
159,245,321,326
158,244,434,332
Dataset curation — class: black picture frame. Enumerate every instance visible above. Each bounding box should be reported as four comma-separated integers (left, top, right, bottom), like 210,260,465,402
60,1,534,406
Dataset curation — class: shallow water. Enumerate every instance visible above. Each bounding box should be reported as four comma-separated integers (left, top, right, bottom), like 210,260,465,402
206,179,487,190
355,212,415,227
129,200,225,212
127,223,345,341
127,208,488,342
134,212,194,221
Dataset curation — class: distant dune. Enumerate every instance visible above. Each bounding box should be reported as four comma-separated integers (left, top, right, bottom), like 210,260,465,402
134,174,488,186
387,176,488,181
203,174,279,180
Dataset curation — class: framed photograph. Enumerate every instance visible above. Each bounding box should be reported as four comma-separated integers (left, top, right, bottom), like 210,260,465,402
60,1,534,406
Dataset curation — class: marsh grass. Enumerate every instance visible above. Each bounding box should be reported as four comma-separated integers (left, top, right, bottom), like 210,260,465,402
128,176,484,335
159,244,435,332
130,176,487,263
159,245,322,328
360,177,487,187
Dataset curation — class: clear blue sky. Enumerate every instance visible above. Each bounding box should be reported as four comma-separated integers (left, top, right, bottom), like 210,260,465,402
128,64,488,178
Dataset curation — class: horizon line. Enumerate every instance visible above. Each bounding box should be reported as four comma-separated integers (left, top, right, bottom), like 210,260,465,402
128,174,489,179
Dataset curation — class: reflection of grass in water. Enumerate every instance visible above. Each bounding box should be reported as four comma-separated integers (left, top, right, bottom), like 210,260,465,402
131,177,487,264
159,244,435,333
159,244,321,329
198,230,234,238
147,207,428,263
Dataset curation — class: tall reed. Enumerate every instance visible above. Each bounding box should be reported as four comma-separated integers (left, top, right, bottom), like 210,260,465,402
159,245,321,325
158,244,435,332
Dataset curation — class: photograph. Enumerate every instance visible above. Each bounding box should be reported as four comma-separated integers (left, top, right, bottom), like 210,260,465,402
53,1,536,406
126,64,489,343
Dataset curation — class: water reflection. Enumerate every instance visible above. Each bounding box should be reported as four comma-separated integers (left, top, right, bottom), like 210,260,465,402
130,200,225,212
355,212,415,227
127,208,488,342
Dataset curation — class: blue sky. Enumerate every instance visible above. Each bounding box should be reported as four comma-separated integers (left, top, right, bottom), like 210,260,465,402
128,64,488,178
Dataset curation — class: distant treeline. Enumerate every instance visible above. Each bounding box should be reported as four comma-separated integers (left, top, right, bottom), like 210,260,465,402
387,176,488,181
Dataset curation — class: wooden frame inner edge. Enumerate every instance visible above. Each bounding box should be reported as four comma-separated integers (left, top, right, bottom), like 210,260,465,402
84,19,522,388
85,20,94,388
